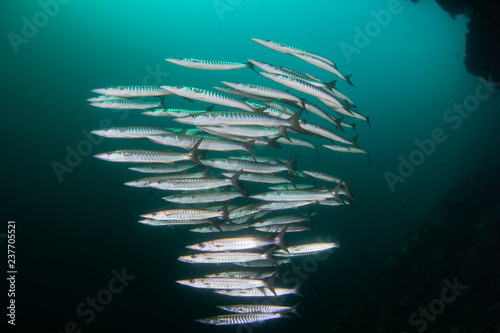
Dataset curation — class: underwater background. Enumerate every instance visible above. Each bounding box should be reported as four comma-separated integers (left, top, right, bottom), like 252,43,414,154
2,0,500,332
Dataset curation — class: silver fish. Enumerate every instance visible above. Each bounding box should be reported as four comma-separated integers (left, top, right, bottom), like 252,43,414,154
194,312,288,325
165,58,251,70
94,138,204,166
91,126,171,139
178,248,277,265
160,86,258,112
92,85,171,97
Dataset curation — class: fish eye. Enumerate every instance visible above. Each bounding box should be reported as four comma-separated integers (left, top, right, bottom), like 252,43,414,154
103,128,109,132
190,114,197,118
262,193,267,196
176,85,183,89
211,159,216,162
152,212,157,216
189,279,195,283
191,255,197,259
106,152,112,155
198,243,204,248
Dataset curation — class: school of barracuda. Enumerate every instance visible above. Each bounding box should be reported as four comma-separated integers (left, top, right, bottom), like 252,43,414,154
89,38,369,326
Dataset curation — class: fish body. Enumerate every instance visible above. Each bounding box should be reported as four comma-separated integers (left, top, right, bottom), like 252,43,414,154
178,248,277,265
92,85,171,97
161,86,256,112
291,52,353,86
222,81,305,108
162,188,244,204
194,312,287,325
90,99,162,109
166,58,250,70
214,286,301,297
251,38,336,67
274,242,341,257
91,126,171,139
186,227,287,252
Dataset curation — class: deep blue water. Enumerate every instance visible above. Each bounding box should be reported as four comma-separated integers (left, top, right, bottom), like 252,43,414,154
2,0,500,332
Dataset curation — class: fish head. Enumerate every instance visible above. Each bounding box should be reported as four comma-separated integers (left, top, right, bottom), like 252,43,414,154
93,151,123,161
90,128,114,138
124,179,147,188
178,253,202,263
193,317,218,325
140,211,162,220
185,242,210,251
175,279,199,287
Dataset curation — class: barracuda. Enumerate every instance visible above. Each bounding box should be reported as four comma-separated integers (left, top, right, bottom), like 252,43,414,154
217,302,300,315
222,81,305,108
301,170,342,183
194,312,288,325
138,219,211,226
178,247,277,265
146,133,255,159
141,200,232,228
94,138,204,166
249,212,313,227
91,126,172,139
160,85,259,112
214,86,276,102
299,122,352,145
251,38,336,67
186,227,287,252
201,155,297,175
92,85,172,97
165,58,251,70
86,95,125,102
291,52,353,86
274,238,343,257
146,170,243,193
250,184,343,202
213,285,302,297
248,59,326,87
174,109,306,135
124,168,210,188
198,125,290,141
90,98,164,110
162,187,247,204
205,270,275,279
142,108,210,117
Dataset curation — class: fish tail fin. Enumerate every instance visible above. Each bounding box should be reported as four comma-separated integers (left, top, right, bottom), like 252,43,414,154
247,62,258,73
252,106,268,113
289,175,297,189
331,181,344,204
350,134,360,149
158,96,166,109
292,283,305,298
241,186,250,199
188,138,204,167
230,170,244,194
267,136,282,148
335,234,345,253
287,109,307,134
265,270,278,296
206,104,216,111
273,226,289,252
334,116,345,133
286,154,298,175
342,179,354,203
325,80,337,90
220,199,232,224
290,300,303,318
299,98,306,109
344,74,354,87
278,126,291,141
244,140,256,161
201,167,211,177
263,247,278,266
210,217,222,232
351,122,358,133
